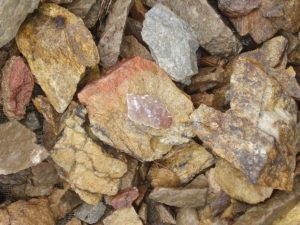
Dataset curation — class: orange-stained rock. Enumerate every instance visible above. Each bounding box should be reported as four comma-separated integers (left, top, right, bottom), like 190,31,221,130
78,57,194,161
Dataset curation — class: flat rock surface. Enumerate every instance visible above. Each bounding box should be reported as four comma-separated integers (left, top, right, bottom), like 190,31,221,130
78,57,194,161
120,35,152,60
75,202,106,224
0,0,40,48
0,121,48,175
16,3,99,113
103,207,143,225
142,4,199,84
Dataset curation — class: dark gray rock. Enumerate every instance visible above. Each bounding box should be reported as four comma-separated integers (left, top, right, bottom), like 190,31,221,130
75,202,106,224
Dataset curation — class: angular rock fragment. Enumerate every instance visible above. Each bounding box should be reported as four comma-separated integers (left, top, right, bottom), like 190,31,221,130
78,57,194,161
120,35,152,60
142,4,198,84
0,0,40,48
66,0,96,19
125,18,143,43
159,141,214,183
1,56,34,120
149,187,207,207
103,207,143,225
2,199,55,225
143,0,242,56
119,158,139,190
75,202,106,224
218,0,261,17
0,121,48,175
176,208,199,225
51,105,127,204
209,191,231,216
272,201,300,225
215,159,273,204
148,166,180,187
106,187,139,209
66,218,83,225
152,204,176,224
98,0,133,68
25,112,41,131
16,3,99,113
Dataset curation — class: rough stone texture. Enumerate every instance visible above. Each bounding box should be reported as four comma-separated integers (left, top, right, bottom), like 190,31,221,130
120,35,152,60
78,57,194,161
66,0,96,19
106,187,139,209
148,166,180,187
98,0,133,68
51,105,127,204
209,191,231,216
142,4,199,84
215,159,273,204
16,3,99,113
125,18,143,43
144,0,242,57
0,0,40,48
272,201,300,225
0,121,48,175
159,141,214,183
75,202,106,224
149,187,207,207
2,199,55,225
176,208,199,225
103,207,143,225
228,0,300,44
218,0,261,17
1,56,34,120
66,218,83,225
234,178,300,225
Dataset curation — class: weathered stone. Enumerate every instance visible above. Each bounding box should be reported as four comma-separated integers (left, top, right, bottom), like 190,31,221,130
119,158,139,190
51,105,127,204
1,56,34,120
120,35,152,60
66,218,83,225
98,0,133,68
176,208,199,225
186,174,208,189
148,166,180,187
234,178,300,225
16,3,99,113
4,199,55,225
218,0,261,17
24,112,41,131
66,0,96,19
215,159,273,204
130,0,147,22
272,201,300,225
154,204,176,224
75,202,106,224
209,191,231,216
0,121,48,175
125,18,143,43
78,57,194,161
103,207,143,225
144,0,242,57
106,187,139,209
159,141,214,183
0,0,40,48
149,187,207,207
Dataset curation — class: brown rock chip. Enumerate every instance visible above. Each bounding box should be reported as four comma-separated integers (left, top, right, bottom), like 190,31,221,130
16,3,99,113
78,57,194,161
103,207,143,225
106,187,139,209
1,56,34,120
120,35,152,60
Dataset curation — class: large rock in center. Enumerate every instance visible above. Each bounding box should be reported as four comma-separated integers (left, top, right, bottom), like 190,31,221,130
16,3,99,113
78,57,194,161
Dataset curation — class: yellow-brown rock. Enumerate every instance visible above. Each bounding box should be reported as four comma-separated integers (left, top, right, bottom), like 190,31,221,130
16,3,99,113
103,207,143,225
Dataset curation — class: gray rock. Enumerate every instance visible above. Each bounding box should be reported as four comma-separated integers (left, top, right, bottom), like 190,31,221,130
142,4,199,84
143,0,242,57
0,0,40,48
75,202,106,224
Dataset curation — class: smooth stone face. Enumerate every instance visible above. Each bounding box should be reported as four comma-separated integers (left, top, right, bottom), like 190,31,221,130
78,57,194,161
0,121,48,175
75,202,106,224
103,207,143,225
16,3,99,113
120,35,152,60
142,4,199,84
176,208,199,225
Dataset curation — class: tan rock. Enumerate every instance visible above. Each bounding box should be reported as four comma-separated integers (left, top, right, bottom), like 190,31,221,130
78,57,194,161
160,141,214,183
218,0,261,17
272,201,300,225
148,166,180,187
51,105,127,204
176,208,199,225
0,209,10,225
0,121,48,175
103,207,143,225
120,35,152,60
66,218,83,225
16,3,99,113
215,159,273,204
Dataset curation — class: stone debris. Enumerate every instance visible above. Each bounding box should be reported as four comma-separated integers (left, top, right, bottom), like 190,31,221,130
0,0,40,48
16,3,99,113
120,35,152,60
130,0,147,22
209,191,231,216
149,187,207,207
159,141,214,183
146,201,176,225
105,187,139,209
1,56,34,120
176,208,199,225
144,0,242,57
148,166,180,187
142,4,199,84
272,201,300,225
24,112,41,131
218,0,261,17
0,121,48,175
98,0,133,68
66,218,84,225
51,105,127,204
103,207,143,225
78,57,194,161
0,199,55,225
75,202,106,224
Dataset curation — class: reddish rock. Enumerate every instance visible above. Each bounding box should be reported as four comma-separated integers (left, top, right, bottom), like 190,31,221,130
1,56,34,120
106,187,139,209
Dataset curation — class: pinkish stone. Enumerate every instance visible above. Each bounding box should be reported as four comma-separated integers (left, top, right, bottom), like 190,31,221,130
106,187,139,209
